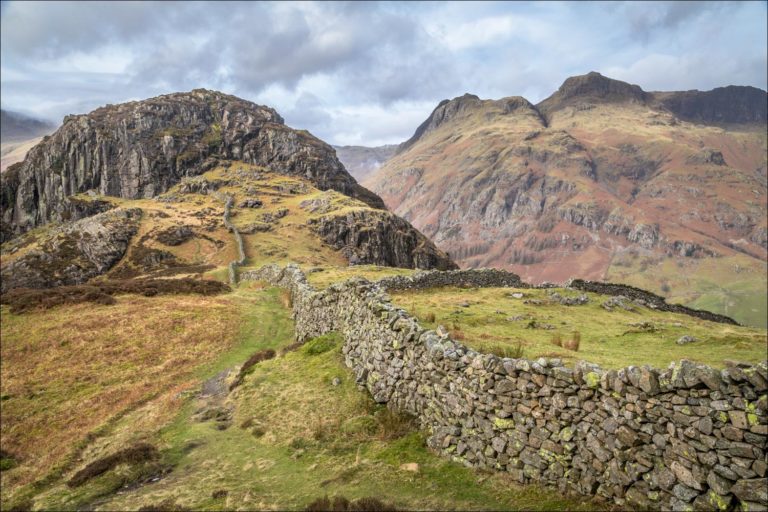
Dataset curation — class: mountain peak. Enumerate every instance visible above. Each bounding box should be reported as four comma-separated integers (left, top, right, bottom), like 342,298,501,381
398,93,542,153
537,72,649,116
1,89,385,240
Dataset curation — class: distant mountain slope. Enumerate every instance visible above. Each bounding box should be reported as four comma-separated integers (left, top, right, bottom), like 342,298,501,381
365,72,768,326
333,144,398,180
1,137,44,172
0,109,55,143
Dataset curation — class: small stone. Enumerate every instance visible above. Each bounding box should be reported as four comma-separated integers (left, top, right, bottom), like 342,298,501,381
731,478,768,505
331,377,341,386
706,470,733,495
730,442,757,459
616,426,639,447
713,464,740,481
697,417,713,435
671,461,702,490
754,459,768,478
672,483,699,502
676,335,697,345
729,410,748,429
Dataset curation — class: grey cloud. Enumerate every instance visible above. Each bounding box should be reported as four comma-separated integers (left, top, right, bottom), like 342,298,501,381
620,1,729,42
1,1,765,145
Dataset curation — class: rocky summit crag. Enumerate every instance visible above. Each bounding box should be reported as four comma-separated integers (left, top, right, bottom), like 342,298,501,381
365,72,768,326
0,89,385,242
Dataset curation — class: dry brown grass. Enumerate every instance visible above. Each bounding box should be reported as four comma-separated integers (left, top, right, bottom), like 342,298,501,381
1,278,230,313
305,495,398,511
279,289,293,309
0,294,240,489
450,329,466,341
375,408,418,441
423,312,436,323
563,332,581,352
550,333,562,347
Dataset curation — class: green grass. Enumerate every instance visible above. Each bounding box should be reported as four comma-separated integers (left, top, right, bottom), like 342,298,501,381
391,286,767,369
305,264,417,289
607,253,768,328
18,288,603,511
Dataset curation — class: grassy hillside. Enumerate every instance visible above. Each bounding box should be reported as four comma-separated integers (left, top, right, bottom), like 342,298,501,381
0,163,383,285
388,286,766,370
606,252,768,328
1,284,602,511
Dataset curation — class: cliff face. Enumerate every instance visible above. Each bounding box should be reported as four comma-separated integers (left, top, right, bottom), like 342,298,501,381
365,72,768,326
654,85,768,125
0,89,384,241
307,209,457,270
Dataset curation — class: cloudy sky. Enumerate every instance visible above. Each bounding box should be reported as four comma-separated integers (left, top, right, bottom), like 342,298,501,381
1,1,766,146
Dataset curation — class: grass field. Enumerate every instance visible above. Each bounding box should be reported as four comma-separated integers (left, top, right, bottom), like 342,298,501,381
304,264,417,289
2,285,604,511
389,286,767,370
0,294,239,493
607,252,768,329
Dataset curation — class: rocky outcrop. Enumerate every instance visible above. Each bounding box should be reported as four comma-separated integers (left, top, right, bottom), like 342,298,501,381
654,86,768,125
0,208,141,293
244,264,767,512
398,94,544,153
0,89,384,241
307,209,457,270
568,279,738,325
537,72,649,117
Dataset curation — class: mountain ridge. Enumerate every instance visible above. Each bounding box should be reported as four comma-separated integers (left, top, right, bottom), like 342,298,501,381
364,72,767,326
397,72,767,151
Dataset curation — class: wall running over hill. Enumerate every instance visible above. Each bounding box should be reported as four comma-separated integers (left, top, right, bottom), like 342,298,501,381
241,265,768,511
218,193,246,284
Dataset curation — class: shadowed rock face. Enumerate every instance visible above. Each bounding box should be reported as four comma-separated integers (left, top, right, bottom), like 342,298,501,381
654,85,768,125
0,89,384,241
308,209,457,270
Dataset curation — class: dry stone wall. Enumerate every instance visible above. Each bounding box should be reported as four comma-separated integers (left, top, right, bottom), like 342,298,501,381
241,264,768,511
218,193,246,284
376,268,528,291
